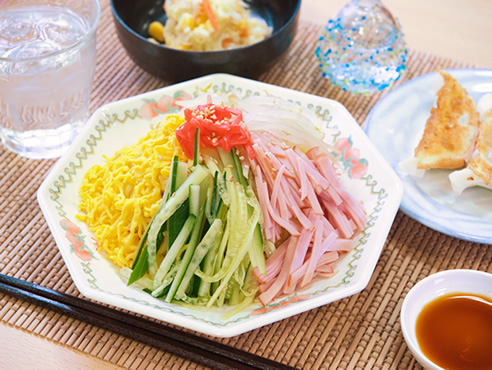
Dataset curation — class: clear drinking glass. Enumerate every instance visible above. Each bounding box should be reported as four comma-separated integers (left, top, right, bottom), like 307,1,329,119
0,0,100,159
316,0,407,95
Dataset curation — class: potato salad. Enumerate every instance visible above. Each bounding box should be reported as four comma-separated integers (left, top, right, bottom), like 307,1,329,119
149,0,272,51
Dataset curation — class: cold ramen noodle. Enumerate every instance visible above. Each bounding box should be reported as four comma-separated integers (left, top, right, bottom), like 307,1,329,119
77,95,367,314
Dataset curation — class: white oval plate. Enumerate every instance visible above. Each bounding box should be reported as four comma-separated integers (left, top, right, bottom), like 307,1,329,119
364,68,492,245
38,73,402,337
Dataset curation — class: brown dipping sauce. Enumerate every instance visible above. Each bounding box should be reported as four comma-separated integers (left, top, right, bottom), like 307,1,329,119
415,292,492,369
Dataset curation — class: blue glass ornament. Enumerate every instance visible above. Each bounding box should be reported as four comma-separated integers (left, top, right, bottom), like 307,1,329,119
316,0,407,95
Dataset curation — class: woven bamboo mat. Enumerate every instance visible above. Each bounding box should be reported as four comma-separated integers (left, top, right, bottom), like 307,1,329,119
1,1,491,368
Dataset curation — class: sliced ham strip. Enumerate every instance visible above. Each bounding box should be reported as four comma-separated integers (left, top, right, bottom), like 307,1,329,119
301,229,338,288
258,237,298,306
250,131,367,305
320,197,355,239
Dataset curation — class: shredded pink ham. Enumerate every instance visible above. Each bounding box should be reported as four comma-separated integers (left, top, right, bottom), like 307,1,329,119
250,132,367,306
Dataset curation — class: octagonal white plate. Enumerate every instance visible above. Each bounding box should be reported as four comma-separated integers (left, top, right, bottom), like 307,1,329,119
38,73,402,337
364,69,492,245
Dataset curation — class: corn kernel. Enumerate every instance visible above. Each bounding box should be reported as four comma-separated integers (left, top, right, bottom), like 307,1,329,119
239,18,248,29
178,13,194,31
237,18,247,37
148,21,165,43
196,14,207,25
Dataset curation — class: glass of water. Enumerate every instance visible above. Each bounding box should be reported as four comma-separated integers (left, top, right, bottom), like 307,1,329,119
0,0,100,159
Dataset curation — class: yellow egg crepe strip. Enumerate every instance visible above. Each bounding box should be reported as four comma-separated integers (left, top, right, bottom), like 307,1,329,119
77,115,186,268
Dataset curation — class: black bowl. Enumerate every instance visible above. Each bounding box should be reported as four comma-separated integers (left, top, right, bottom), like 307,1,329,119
110,0,300,82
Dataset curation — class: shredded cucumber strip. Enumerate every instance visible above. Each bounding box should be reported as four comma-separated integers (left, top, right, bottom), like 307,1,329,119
165,205,206,303
152,214,196,290
174,218,223,300
222,294,255,320
151,262,180,298
167,161,190,250
207,209,259,308
147,165,209,278
128,143,266,314
196,218,223,297
189,185,201,217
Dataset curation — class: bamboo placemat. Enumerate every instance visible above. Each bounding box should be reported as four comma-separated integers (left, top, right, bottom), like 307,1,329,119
1,1,491,368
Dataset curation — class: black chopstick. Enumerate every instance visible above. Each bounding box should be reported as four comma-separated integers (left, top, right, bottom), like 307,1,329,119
0,274,295,370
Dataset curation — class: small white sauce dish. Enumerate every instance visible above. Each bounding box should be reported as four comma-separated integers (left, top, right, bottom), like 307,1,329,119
400,269,492,369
